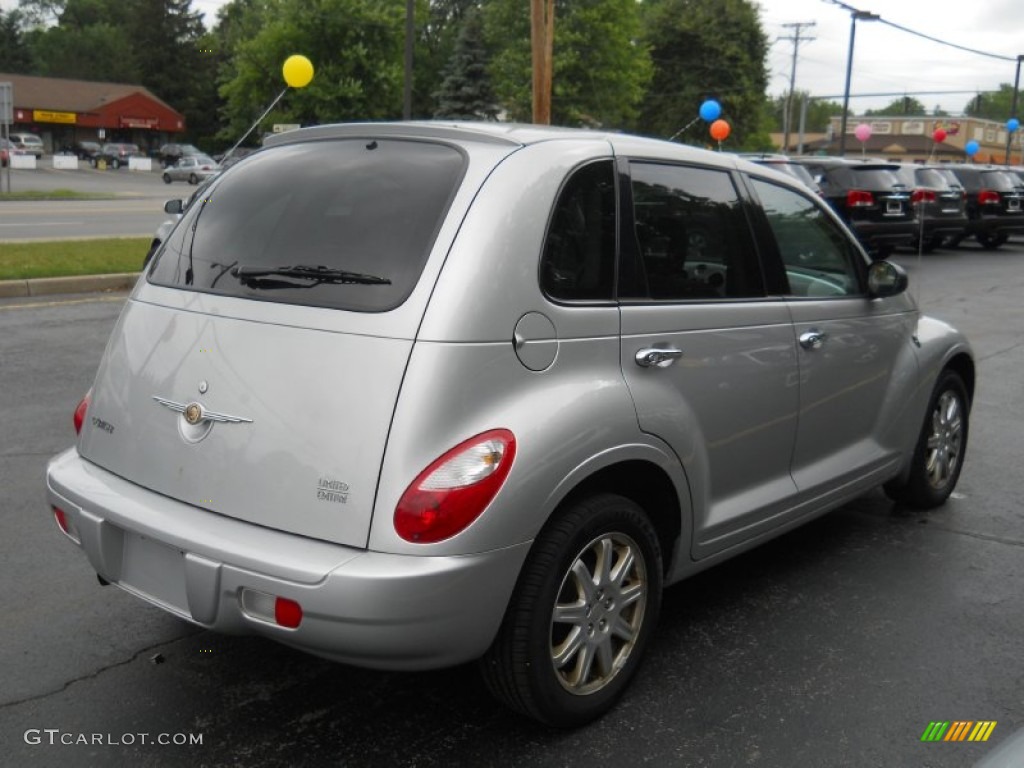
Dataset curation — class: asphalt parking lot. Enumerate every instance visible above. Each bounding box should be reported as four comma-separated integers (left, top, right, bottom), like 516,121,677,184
0,182,1022,764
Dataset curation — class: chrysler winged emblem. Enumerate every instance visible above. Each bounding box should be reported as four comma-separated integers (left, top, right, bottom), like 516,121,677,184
153,396,253,424
153,396,252,444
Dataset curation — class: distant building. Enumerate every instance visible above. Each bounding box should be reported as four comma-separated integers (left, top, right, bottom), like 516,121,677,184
0,72,185,154
777,115,1024,164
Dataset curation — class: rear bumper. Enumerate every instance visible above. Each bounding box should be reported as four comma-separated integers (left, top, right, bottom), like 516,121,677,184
46,448,530,670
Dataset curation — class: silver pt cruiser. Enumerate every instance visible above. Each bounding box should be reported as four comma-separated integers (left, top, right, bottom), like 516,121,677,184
46,123,974,727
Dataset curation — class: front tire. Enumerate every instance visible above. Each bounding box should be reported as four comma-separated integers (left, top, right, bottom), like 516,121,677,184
481,493,662,728
885,370,969,508
110,158,120,169
162,173,172,184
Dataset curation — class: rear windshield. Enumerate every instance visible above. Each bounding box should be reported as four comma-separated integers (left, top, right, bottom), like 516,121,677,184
148,138,466,312
849,168,902,189
979,171,1022,192
914,168,954,190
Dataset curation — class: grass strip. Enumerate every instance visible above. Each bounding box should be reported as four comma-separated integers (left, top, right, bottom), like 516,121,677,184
0,189,114,201
0,238,149,280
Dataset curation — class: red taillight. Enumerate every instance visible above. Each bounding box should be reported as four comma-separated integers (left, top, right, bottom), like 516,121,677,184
73,390,92,434
978,189,1001,205
274,597,303,629
395,429,516,543
846,189,874,208
911,189,936,205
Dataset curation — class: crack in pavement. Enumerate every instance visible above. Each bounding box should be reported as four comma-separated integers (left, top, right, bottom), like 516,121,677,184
923,523,1024,548
977,339,1024,363
0,629,204,710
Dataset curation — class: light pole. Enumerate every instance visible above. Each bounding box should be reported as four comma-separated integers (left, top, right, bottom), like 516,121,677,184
403,0,414,120
1004,54,1024,164
838,9,879,157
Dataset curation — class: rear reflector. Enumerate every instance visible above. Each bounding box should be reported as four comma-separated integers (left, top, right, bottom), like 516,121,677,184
52,505,80,543
240,588,303,629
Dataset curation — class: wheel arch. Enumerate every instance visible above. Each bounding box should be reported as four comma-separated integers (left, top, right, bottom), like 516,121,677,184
542,457,687,577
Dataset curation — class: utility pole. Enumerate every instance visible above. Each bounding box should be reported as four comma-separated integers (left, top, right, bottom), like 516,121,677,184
779,21,815,154
531,0,554,124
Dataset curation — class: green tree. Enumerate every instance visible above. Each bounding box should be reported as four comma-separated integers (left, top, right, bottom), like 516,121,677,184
964,85,1019,121
0,10,35,72
414,0,477,117
433,8,497,119
638,0,768,149
766,91,846,134
28,21,142,83
483,0,651,128
218,0,405,141
864,96,927,116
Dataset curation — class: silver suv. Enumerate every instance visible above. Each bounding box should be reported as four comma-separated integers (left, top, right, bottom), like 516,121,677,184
46,123,974,727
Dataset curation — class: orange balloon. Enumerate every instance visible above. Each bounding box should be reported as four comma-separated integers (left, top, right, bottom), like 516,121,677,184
709,119,730,142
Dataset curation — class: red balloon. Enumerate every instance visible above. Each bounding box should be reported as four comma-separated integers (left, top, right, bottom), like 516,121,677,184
709,119,731,142
933,128,947,143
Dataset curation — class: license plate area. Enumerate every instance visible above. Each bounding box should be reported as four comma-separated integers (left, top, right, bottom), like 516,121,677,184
1008,198,1021,212
886,200,903,214
120,530,189,615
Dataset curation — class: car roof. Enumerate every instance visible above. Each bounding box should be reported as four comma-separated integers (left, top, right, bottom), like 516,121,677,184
262,120,788,184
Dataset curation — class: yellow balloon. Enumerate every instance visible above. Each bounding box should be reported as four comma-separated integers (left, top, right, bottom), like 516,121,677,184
283,55,314,88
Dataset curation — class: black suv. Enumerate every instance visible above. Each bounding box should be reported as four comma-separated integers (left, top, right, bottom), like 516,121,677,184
890,164,969,252
943,164,1024,249
739,153,822,195
790,157,917,257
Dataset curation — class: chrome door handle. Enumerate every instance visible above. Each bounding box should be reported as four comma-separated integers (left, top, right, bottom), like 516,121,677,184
635,347,683,368
799,330,827,350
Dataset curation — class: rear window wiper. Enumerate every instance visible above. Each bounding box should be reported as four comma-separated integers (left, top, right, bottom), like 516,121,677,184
231,264,392,286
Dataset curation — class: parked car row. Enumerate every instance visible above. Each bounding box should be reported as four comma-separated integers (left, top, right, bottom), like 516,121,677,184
746,155,1024,255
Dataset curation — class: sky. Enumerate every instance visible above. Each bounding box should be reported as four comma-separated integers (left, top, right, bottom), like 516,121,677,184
5,0,1023,117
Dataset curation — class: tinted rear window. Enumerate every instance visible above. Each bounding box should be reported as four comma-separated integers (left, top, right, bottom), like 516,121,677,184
915,169,954,190
849,168,901,188
980,171,1022,192
149,139,466,312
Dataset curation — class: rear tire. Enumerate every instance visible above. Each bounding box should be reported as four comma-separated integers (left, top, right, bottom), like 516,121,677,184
976,232,1007,250
188,173,198,185
111,158,120,169
480,493,662,728
162,173,172,184
884,370,969,508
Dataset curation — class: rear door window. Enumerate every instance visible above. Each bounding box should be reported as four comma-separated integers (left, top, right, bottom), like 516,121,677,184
149,139,466,312
627,163,764,300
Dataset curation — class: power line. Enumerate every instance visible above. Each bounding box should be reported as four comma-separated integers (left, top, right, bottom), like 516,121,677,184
822,0,1017,62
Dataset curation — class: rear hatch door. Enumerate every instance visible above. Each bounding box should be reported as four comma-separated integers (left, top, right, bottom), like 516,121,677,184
77,134,509,547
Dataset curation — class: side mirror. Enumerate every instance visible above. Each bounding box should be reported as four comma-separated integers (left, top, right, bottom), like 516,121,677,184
164,199,184,215
867,260,908,298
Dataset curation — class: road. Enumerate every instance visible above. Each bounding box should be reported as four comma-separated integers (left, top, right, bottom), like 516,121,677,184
0,165,187,241
0,243,1021,767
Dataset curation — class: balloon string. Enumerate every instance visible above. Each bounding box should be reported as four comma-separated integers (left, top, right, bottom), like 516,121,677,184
669,116,702,143
222,87,289,164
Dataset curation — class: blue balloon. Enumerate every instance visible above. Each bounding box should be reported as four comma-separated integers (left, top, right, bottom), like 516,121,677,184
965,140,980,157
699,99,722,122
1008,118,1020,133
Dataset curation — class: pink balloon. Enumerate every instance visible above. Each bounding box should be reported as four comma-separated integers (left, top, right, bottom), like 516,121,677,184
933,128,947,143
854,123,872,142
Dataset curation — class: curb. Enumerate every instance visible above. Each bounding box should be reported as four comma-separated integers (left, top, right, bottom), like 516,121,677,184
0,272,140,299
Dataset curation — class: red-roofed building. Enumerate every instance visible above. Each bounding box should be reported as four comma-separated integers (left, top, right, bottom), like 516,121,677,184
0,72,185,154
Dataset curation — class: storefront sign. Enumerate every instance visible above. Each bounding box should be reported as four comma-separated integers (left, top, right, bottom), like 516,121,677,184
33,109,76,124
119,116,158,129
